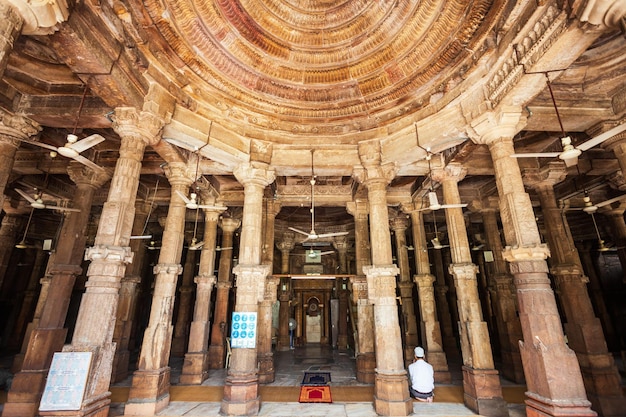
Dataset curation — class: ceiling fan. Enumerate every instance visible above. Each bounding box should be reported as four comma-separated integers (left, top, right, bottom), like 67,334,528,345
410,149,467,212
18,87,106,173
564,192,626,214
130,177,162,240
15,188,80,212
15,208,36,249
430,213,449,250
288,150,349,241
511,73,626,167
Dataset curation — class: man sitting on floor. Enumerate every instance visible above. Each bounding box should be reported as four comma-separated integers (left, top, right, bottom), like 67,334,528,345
408,346,434,402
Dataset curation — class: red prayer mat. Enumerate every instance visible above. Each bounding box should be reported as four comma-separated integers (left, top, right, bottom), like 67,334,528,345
298,385,332,403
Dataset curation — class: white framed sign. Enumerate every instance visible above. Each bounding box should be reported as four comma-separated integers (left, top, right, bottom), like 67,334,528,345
40,351,92,411
231,312,257,348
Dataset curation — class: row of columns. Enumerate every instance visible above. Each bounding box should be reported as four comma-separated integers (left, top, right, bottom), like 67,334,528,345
1,104,626,417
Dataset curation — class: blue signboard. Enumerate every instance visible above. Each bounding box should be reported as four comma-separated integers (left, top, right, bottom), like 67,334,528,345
231,312,257,348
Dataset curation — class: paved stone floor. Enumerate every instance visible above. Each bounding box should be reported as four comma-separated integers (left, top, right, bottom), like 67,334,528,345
106,345,527,416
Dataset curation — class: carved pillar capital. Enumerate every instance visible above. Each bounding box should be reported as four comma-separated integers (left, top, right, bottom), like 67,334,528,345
219,217,241,233
575,0,626,29
67,162,111,188
276,233,295,252
5,0,69,35
431,162,467,184
0,109,41,141
414,273,436,287
233,161,276,188
346,200,369,217
163,161,194,187
112,107,166,147
468,107,526,145
389,215,409,233
522,162,568,190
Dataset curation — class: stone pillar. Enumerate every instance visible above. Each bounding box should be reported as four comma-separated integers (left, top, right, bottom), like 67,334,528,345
221,161,275,416
276,232,295,351
111,200,152,383
333,236,350,351
524,163,625,416
7,247,47,351
5,163,109,417
54,108,165,417
390,214,419,365
354,140,411,417
576,241,618,349
346,198,375,383
125,161,192,415
208,217,240,368
0,2,23,78
0,212,24,289
602,200,626,281
432,163,507,416
405,203,451,383
180,207,221,384
258,198,280,383
470,108,595,417
171,246,197,356
474,198,524,383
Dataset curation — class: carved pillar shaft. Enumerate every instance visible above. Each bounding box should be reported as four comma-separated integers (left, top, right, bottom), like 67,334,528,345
355,140,411,417
208,218,239,368
221,161,274,416
472,109,594,417
481,207,524,384
0,3,23,79
527,167,625,415
407,207,451,383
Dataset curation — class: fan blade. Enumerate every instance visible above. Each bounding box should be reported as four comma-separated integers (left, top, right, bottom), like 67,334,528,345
197,204,228,211
15,188,37,204
595,194,626,208
289,227,311,237
510,152,561,158
69,134,105,153
45,204,80,212
130,235,153,240
577,123,626,152
72,154,107,174
216,246,233,251
189,240,205,250
440,203,468,209
16,138,58,152
319,250,335,256
316,231,349,238
175,190,193,205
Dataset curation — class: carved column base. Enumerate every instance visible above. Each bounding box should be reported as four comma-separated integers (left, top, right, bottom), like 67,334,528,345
111,349,131,383
258,352,275,384
356,352,376,383
373,371,412,416
462,366,508,417
525,394,597,417
220,373,260,416
180,352,209,385
3,328,68,417
208,344,225,369
124,367,171,416
585,394,626,417
39,395,110,417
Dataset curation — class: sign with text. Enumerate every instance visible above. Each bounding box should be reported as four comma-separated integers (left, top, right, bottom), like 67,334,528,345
39,351,92,411
231,312,257,348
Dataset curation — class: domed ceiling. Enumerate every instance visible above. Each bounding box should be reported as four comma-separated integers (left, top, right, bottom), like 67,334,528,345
141,0,505,143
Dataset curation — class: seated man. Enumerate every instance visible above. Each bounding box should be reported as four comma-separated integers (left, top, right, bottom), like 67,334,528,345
408,346,434,402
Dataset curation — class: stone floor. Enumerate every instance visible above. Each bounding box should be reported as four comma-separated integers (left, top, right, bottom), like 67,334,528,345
106,345,527,416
